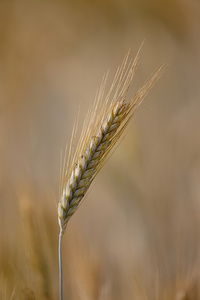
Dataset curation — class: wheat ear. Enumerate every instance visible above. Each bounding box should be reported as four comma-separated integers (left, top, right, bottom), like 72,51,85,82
58,49,164,300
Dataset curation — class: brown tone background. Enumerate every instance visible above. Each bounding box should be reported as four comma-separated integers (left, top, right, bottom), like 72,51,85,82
0,0,200,299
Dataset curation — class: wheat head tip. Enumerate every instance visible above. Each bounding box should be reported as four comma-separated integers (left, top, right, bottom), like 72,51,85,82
58,49,165,235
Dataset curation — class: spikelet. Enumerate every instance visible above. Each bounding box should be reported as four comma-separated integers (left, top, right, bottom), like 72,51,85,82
58,49,164,235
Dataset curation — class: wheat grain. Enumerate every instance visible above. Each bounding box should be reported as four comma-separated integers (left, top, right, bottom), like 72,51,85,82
57,49,164,300
58,50,164,235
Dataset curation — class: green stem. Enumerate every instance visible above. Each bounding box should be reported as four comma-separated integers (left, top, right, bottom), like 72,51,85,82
59,231,63,300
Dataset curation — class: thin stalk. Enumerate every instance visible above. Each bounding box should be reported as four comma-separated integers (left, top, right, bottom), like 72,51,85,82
59,231,63,300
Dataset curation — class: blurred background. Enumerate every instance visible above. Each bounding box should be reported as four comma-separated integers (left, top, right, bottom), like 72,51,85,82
1,0,200,299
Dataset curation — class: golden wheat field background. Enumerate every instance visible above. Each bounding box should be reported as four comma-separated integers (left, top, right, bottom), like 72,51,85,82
1,0,200,299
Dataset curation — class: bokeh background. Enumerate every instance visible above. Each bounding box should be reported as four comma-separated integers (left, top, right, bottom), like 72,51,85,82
1,0,200,299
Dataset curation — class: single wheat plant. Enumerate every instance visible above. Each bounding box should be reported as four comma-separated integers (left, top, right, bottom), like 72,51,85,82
57,48,164,300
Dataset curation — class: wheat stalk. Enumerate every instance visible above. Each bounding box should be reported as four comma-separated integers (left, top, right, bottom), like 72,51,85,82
57,48,164,300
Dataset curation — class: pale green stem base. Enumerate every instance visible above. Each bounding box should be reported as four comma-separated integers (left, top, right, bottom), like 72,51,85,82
59,231,63,300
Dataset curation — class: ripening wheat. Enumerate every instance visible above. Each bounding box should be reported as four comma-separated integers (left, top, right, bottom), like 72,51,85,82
57,48,164,300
